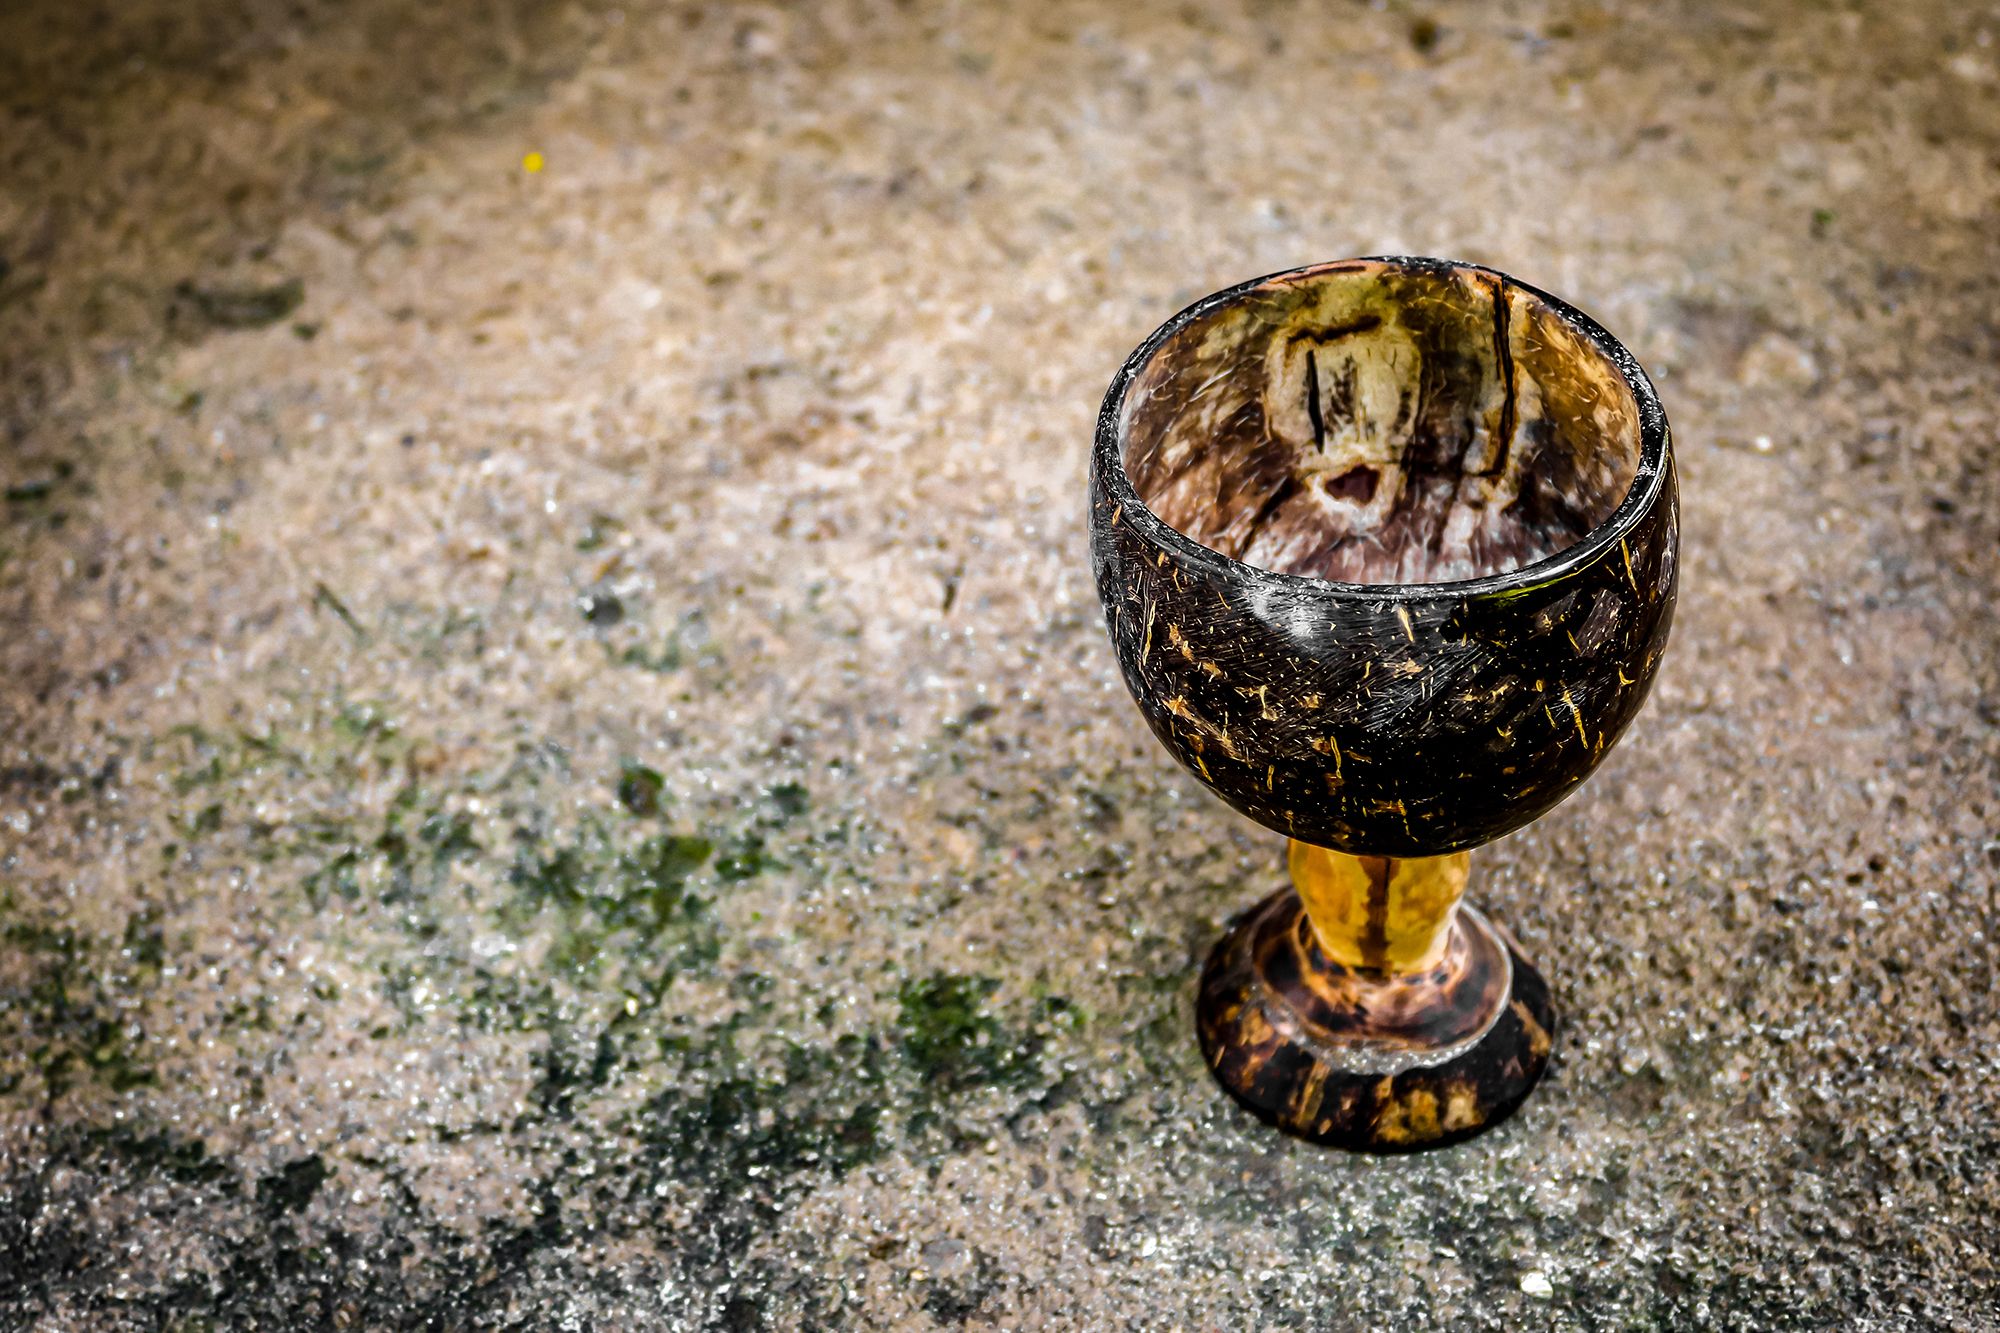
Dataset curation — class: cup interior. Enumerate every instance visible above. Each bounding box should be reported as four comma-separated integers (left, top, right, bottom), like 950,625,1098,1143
1117,260,1643,585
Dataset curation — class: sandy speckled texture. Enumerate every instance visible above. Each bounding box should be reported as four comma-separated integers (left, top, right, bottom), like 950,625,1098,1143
2,1,1998,1328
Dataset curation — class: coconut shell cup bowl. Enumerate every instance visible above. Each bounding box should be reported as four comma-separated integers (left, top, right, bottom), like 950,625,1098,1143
1089,258,1678,1153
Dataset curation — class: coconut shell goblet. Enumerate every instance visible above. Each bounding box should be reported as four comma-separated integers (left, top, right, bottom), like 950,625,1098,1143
1089,258,1677,1152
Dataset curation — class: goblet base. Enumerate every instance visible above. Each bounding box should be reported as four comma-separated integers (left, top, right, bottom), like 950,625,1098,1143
1196,888,1555,1153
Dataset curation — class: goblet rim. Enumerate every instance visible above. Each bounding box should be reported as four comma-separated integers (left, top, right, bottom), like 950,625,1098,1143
1094,255,1672,601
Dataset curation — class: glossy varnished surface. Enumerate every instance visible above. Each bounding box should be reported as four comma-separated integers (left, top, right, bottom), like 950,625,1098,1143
1098,261,1665,1152
1231,882,1511,1065
1198,889,1555,1153
1121,260,1641,585
1091,259,1678,857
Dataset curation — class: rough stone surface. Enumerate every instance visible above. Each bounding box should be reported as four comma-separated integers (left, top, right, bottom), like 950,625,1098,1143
1,1,1996,1328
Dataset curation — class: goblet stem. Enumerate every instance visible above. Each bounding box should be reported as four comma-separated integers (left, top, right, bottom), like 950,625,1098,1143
1287,841,1471,974
1194,843,1554,1150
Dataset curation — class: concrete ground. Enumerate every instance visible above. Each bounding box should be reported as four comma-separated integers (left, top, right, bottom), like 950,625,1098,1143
2,1,1997,1327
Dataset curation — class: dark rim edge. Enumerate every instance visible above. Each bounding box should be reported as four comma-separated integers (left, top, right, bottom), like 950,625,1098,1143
1092,256,1672,601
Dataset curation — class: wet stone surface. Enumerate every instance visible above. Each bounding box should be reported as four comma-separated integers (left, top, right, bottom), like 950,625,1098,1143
1,1,1997,1328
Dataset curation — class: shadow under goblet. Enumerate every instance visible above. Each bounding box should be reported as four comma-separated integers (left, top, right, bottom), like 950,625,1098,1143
1090,258,1678,1152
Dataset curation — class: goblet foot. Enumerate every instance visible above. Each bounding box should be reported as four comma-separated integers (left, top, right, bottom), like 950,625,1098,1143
1196,888,1555,1153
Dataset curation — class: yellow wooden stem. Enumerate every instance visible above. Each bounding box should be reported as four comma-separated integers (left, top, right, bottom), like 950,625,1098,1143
1287,840,1472,973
